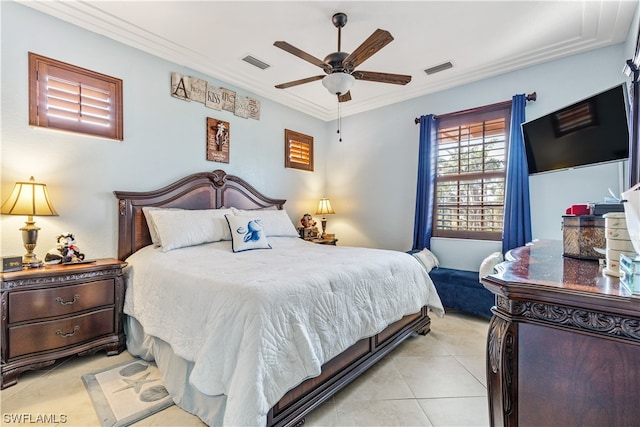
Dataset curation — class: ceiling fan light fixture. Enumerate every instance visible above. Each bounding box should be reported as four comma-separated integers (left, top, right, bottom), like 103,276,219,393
322,72,355,95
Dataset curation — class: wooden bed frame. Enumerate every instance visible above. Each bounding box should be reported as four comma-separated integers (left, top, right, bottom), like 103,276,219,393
114,169,432,427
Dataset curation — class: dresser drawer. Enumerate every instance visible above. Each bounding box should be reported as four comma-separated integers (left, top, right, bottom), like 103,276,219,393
8,279,115,323
8,308,115,359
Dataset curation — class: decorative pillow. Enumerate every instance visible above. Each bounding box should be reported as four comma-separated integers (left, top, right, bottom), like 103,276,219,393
413,247,440,273
479,251,504,279
225,214,272,252
232,208,299,237
147,208,234,252
142,206,183,246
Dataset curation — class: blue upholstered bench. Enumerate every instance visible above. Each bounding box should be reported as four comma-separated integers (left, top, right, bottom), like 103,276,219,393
428,267,494,318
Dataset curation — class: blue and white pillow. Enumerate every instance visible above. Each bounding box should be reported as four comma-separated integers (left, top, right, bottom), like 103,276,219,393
225,214,272,252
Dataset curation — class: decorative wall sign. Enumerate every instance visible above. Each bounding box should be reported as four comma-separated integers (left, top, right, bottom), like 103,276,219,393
248,98,261,120
207,117,230,163
170,72,261,120
220,88,236,112
206,86,222,110
189,77,207,103
234,96,249,119
171,73,190,101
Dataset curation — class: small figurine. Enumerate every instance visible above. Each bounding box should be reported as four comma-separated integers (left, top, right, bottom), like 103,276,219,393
300,213,316,228
298,214,319,239
45,233,85,264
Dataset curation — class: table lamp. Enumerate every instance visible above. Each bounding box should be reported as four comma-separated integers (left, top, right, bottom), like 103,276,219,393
1,177,58,268
315,198,335,239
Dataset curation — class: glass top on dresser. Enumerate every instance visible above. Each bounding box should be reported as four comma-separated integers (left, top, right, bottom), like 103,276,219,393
491,239,633,298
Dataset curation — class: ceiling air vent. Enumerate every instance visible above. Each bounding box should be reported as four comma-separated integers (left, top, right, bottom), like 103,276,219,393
242,55,270,70
424,61,453,75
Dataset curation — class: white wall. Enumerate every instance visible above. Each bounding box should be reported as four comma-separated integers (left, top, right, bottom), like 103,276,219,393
0,1,327,260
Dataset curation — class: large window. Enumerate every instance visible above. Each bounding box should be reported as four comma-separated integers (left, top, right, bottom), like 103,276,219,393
433,104,511,240
29,52,123,140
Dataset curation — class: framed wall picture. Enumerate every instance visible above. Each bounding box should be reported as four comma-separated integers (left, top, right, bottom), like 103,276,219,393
284,129,313,171
207,117,230,163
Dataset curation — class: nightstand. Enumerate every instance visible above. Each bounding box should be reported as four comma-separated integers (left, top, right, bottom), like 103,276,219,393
308,238,338,246
0,258,127,389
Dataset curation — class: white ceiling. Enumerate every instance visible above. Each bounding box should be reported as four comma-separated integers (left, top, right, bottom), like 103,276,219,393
19,0,638,121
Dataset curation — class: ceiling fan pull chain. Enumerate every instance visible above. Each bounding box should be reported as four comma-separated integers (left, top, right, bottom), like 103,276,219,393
338,100,343,142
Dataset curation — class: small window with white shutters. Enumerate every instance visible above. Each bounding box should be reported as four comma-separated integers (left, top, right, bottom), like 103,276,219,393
28,52,123,140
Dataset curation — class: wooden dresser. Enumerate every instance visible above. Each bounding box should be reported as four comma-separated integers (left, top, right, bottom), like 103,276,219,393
0,259,127,389
481,240,640,427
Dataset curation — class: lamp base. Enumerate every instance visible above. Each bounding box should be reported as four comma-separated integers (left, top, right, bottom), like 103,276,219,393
320,218,327,239
22,254,43,268
20,219,42,268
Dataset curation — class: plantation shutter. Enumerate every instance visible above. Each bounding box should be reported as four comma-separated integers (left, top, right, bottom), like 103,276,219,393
29,52,123,140
284,129,314,171
433,106,511,240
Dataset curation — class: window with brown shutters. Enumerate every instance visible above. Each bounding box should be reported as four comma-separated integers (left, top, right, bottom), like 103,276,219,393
284,129,313,171
28,52,123,140
433,104,511,240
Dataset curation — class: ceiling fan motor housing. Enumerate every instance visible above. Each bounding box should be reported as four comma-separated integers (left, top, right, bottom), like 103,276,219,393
324,51,350,73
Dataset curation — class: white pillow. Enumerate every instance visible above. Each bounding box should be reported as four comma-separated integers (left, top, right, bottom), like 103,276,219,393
225,214,272,252
142,206,183,246
232,208,299,237
147,208,234,252
413,248,440,273
479,251,504,279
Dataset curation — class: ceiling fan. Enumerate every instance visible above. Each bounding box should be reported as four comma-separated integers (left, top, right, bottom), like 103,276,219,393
274,12,412,102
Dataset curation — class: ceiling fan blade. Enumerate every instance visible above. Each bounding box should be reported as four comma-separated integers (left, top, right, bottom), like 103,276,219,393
274,41,328,70
338,91,352,102
342,29,394,70
275,75,325,89
353,71,412,85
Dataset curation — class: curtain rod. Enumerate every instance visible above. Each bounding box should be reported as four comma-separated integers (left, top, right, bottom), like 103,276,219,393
414,92,537,125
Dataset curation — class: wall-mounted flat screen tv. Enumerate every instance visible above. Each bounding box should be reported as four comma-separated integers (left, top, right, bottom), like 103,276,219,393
522,84,630,175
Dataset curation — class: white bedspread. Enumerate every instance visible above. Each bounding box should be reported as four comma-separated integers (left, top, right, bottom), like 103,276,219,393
123,237,443,426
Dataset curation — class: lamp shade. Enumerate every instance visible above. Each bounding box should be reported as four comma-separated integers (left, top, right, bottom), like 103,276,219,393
322,73,355,95
1,177,58,217
315,198,335,216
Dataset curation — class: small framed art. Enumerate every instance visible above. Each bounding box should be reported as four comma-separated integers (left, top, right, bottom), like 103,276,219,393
207,117,230,163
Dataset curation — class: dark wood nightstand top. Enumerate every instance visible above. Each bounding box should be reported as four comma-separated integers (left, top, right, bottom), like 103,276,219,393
307,238,338,245
1,258,126,286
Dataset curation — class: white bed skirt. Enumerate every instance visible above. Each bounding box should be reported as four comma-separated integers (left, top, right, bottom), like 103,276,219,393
125,315,225,426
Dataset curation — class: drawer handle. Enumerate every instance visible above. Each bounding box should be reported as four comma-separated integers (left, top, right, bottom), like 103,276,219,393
56,325,80,337
55,294,80,305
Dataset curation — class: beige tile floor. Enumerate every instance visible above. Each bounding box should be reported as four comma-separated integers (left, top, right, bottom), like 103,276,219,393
0,311,490,427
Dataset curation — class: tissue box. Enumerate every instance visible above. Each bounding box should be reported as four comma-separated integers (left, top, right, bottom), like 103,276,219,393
562,215,605,260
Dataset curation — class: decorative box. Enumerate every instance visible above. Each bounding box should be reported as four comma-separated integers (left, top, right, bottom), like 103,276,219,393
2,256,22,272
562,215,605,260
619,252,640,294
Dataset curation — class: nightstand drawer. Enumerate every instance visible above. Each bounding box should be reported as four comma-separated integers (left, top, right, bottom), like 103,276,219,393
8,308,115,359
8,279,115,323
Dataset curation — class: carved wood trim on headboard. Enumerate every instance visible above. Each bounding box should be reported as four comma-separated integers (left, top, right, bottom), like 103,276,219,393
113,169,286,260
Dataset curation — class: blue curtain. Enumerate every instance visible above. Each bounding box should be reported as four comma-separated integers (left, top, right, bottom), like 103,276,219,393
502,94,532,253
413,114,438,250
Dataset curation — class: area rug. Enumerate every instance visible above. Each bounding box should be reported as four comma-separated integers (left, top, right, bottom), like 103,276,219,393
82,359,174,427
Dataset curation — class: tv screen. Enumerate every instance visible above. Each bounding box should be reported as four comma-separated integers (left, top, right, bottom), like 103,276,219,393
522,84,630,175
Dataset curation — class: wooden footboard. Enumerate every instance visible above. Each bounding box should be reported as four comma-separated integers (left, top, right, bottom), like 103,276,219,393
267,306,431,427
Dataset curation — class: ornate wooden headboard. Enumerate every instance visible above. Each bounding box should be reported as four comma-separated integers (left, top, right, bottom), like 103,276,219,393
114,169,286,260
